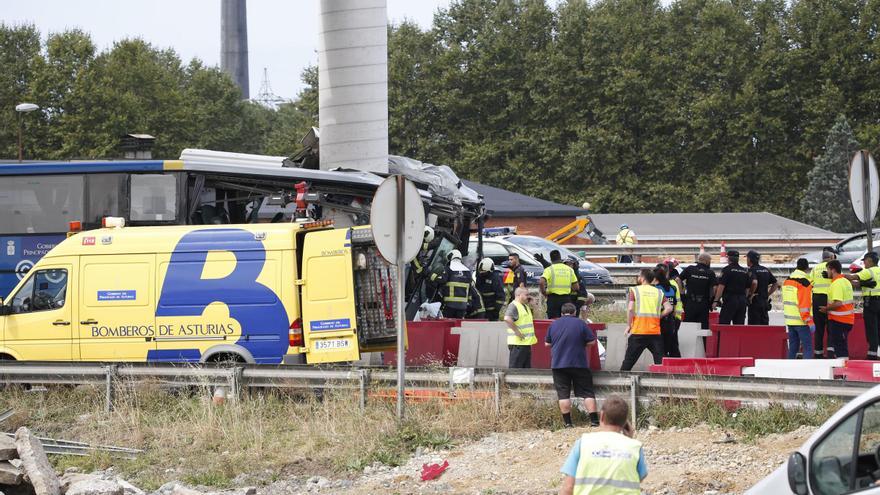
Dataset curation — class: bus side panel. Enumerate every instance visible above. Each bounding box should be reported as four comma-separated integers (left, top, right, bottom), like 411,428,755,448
152,228,289,363
301,229,359,363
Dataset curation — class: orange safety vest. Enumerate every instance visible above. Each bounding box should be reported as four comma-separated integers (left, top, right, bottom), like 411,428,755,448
828,275,855,325
630,284,663,335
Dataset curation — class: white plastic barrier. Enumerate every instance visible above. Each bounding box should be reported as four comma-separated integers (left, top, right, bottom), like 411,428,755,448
741,358,847,380
451,321,509,368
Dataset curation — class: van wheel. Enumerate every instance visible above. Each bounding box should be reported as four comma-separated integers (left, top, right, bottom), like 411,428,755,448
205,353,246,366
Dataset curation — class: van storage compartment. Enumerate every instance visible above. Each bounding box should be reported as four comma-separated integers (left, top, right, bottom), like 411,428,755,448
352,244,399,346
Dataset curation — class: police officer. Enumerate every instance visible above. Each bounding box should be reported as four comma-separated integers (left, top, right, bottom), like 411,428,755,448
746,250,778,325
475,258,506,321
713,250,755,325
566,258,593,317
431,249,473,319
540,250,579,318
680,252,716,329
505,253,528,302
847,252,880,359
810,248,836,358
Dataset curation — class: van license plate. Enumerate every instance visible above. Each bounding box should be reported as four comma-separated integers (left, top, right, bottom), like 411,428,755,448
315,339,350,350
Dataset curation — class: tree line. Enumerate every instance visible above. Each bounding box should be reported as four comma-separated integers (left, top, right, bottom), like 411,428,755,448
2,0,879,225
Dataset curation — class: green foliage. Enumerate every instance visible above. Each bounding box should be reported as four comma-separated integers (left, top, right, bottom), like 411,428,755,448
801,115,862,232
642,395,842,439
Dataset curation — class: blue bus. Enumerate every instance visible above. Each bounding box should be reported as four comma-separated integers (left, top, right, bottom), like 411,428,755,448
0,152,484,306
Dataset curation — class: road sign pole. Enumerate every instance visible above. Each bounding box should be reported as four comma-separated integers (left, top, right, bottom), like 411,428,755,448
396,174,406,421
864,150,874,254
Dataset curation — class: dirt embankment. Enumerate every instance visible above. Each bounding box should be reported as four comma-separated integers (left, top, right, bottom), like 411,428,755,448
317,424,814,495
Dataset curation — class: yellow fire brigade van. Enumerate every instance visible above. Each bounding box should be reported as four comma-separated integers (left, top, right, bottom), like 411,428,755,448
0,220,400,364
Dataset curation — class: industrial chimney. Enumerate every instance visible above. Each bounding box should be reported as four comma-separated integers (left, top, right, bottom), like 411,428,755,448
318,0,389,173
221,0,250,99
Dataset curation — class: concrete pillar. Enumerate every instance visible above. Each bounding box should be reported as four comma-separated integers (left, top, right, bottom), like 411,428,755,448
221,0,250,99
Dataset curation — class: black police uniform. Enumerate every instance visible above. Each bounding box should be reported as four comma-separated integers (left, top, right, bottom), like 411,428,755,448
747,263,777,325
718,256,752,325
680,262,717,329
507,264,528,303
476,270,506,321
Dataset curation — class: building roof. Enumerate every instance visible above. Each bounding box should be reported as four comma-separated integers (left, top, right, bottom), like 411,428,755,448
589,212,840,241
462,180,588,218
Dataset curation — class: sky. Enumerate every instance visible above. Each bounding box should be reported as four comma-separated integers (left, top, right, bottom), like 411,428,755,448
2,1,452,100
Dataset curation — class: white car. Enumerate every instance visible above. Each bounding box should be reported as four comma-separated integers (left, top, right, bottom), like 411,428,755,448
747,384,880,494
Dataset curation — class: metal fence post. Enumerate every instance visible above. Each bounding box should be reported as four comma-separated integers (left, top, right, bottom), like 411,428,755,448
358,369,370,412
493,371,504,415
629,375,640,427
230,366,244,401
105,365,117,413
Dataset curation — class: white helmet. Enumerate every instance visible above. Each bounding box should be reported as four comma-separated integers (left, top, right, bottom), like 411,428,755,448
478,258,494,273
447,249,462,261
423,226,435,243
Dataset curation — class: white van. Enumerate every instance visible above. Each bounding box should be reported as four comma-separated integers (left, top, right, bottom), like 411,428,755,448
748,385,880,494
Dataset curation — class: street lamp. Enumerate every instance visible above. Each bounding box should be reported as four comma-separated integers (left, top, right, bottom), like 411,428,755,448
15,103,39,163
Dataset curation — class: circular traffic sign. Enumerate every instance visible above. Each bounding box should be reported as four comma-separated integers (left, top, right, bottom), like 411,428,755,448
370,176,426,264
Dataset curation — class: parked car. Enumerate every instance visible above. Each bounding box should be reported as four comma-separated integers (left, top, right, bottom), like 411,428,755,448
802,230,880,266
501,235,614,285
746,384,880,494
464,238,544,286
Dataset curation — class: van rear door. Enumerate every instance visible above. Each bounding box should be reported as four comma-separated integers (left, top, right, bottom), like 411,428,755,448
299,228,360,363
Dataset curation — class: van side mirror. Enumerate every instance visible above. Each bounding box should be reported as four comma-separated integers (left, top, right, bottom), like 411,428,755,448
787,452,808,495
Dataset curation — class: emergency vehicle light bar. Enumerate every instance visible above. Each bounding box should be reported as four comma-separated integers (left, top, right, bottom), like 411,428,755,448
102,217,125,228
300,219,334,230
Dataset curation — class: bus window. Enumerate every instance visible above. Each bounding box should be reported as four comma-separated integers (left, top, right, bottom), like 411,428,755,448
130,175,177,222
85,174,125,228
0,176,84,234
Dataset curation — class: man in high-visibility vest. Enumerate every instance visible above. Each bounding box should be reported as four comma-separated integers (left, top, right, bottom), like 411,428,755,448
847,251,880,359
559,395,647,495
783,258,814,359
504,287,537,368
621,269,673,371
540,250,579,319
810,249,836,358
616,224,637,263
821,260,855,358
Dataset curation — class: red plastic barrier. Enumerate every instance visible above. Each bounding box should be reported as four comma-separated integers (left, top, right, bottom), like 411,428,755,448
709,324,788,359
532,320,604,370
705,313,721,358
833,359,880,382
383,319,460,366
649,357,754,376
812,313,867,359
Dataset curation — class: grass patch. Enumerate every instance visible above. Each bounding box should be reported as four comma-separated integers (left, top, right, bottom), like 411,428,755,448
640,394,842,439
0,382,558,490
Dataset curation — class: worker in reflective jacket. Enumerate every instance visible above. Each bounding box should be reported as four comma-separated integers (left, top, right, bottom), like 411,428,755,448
559,396,647,495
782,258,814,359
540,250,579,319
476,258,506,321
820,260,855,358
431,249,473,319
621,269,673,371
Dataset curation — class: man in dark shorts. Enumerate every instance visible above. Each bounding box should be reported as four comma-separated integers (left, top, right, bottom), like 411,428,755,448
545,302,599,427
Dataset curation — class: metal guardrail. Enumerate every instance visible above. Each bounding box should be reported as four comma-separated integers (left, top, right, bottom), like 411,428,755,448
0,362,873,423
568,243,831,257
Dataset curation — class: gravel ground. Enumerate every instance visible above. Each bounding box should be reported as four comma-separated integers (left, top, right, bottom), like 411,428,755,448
200,423,815,495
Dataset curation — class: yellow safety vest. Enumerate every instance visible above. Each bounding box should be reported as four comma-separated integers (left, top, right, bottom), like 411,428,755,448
543,263,576,295
616,229,636,246
507,301,537,346
782,270,812,326
573,431,642,495
810,261,831,296
859,266,880,297
670,279,683,321
630,285,663,335
828,275,855,324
